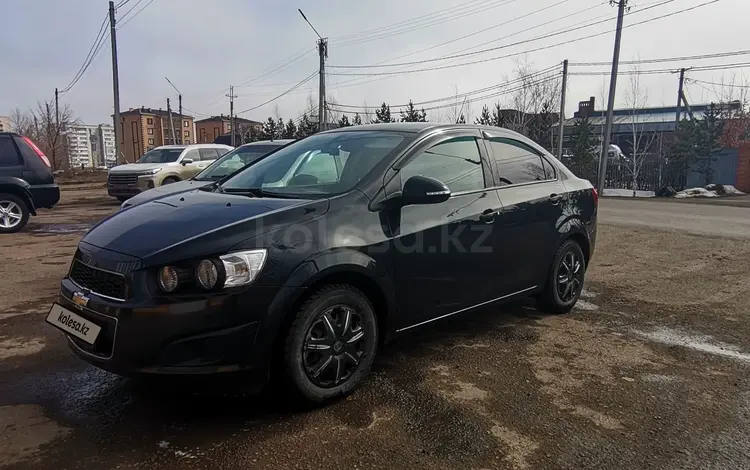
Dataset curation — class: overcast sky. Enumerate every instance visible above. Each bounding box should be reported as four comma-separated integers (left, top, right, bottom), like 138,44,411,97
1,0,747,125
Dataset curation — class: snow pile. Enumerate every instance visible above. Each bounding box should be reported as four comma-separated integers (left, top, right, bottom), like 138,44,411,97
674,187,719,198
706,184,745,195
602,188,655,198
675,184,746,198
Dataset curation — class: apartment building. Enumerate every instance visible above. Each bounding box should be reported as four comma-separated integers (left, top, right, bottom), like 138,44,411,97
118,107,194,163
195,115,261,143
0,116,10,132
66,124,116,169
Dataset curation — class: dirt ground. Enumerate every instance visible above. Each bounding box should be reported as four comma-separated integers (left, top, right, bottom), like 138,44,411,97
1,188,750,470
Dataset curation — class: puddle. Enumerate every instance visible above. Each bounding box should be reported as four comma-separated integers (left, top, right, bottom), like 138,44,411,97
637,327,750,364
31,223,92,234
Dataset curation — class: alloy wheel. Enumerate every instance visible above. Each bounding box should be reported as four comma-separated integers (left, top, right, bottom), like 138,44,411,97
302,305,366,388
557,251,583,303
0,201,22,229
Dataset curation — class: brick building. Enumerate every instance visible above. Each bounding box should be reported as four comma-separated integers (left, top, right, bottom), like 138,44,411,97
195,115,261,144
117,107,194,163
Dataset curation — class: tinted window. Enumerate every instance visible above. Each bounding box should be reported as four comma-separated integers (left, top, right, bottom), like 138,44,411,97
137,148,184,163
182,149,200,162
400,136,484,193
199,148,219,161
196,145,282,180
487,138,546,185
542,157,556,180
0,137,20,166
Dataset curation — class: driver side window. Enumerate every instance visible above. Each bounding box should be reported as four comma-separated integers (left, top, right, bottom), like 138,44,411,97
400,136,485,194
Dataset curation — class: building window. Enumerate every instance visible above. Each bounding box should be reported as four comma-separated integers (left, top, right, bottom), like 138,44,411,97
147,128,154,135
184,130,189,137
148,138,154,145
183,121,189,127
147,118,153,125
184,139,191,144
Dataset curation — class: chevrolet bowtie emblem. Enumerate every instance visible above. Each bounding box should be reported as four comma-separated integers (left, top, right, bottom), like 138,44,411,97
72,292,89,310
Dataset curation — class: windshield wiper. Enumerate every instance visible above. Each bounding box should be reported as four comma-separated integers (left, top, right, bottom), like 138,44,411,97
221,187,300,199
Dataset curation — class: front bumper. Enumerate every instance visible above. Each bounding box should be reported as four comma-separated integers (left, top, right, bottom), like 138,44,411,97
107,175,157,198
59,277,301,377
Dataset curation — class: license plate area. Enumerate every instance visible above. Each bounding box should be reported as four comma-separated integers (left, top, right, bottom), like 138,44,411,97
46,303,102,345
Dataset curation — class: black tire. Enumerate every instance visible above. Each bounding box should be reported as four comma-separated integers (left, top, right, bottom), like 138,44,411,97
537,239,586,314
0,193,30,234
161,177,179,185
283,284,378,404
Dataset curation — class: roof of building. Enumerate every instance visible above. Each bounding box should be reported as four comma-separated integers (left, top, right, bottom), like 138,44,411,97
566,100,741,128
120,107,194,119
194,115,261,125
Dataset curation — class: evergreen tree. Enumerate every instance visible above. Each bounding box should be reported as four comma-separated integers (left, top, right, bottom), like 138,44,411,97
373,102,395,123
338,115,352,127
491,103,506,127
570,116,599,178
276,118,285,139
295,114,317,139
353,113,362,125
475,105,492,125
284,119,297,139
695,103,725,185
456,114,466,124
400,100,427,122
665,119,699,188
259,117,277,140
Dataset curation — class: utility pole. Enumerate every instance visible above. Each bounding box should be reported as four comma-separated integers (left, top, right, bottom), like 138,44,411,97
675,68,686,123
299,9,327,132
597,0,628,193
226,85,238,146
167,98,177,145
108,1,122,164
55,88,60,130
165,77,183,144
557,59,568,160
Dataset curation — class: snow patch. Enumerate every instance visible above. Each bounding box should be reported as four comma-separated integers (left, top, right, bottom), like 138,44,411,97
602,188,655,198
674,187,720,198
722,184,745,195
575,300,599,311
637,327,750,364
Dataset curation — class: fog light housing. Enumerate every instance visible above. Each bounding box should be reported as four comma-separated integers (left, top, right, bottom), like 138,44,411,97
196,259,219,290
158,266,179,292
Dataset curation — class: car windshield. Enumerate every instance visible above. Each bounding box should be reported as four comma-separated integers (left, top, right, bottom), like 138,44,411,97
137,148,184,163
194,144,283,180
220,131,410,197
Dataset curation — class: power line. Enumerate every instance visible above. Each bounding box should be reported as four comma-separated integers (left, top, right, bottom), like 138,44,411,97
59,14,110,94
117,0,145,23
571,50,750,66
687,78,750,89
569,61,750,76
114,0,131,8
118,0,158,30
329,0,676,69
235,48,316,88
235,71,318,115
326,0,721,77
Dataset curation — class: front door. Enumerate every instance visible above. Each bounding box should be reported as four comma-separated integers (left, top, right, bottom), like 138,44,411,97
387,131,504,331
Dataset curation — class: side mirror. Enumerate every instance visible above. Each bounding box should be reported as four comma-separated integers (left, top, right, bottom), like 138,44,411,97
181,158,194,166
401,175,451,206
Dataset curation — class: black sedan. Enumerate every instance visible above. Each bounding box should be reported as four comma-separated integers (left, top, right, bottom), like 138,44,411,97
47,123,597,404
119,139,294,209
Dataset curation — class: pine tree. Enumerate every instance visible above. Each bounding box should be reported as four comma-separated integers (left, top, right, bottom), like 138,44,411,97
259,117,277,140
276,117,285,139
353,113,362,125
295,115,311,139
475,105,492,125
284,119,297,139
457,114,466,124
491,103,506,127
338,115,352,127
373,102,395,123
666,119,699,188
695,103,725,185
400,100,427,122
570,116,599,178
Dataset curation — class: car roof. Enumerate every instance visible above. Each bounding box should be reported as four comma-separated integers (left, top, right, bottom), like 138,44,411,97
154,143,233,150
321,122,535,142
239,139,294,147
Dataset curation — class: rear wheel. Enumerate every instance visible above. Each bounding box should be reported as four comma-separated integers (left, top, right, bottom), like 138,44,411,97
0,194,30,234
537,239,586,314
283,284,378,404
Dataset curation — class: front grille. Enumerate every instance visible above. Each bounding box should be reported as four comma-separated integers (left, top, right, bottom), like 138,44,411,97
70,260,128,300
108,173,138,186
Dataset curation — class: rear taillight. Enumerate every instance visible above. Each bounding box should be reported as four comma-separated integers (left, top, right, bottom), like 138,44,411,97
592,187,599,206
22,136,51,168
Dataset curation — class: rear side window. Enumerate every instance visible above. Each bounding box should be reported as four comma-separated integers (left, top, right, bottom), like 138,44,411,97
182,149,201,162
199,148,219,161
400,136,485,194
486,138,547,185
0,136,21,166
542,157,556,180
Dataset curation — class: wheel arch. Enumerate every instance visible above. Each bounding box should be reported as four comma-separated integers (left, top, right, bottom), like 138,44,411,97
0,180,36,216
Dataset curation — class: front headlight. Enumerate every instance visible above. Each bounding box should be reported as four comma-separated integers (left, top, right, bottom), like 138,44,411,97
220,249,267,288
140,168,162,176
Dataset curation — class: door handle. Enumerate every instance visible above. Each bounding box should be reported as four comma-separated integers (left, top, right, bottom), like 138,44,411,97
548,193,562,205
479,209,497,224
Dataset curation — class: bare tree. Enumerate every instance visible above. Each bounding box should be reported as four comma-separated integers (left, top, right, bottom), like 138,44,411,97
361,100,372,125
705,74,750,148
326,95,342,125
441,85,469,124
624,67,658,196
11,102,75,172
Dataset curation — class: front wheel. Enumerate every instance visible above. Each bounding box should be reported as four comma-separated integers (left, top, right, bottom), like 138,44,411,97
283,284,378,404
537,239,586,314
0,194,30,234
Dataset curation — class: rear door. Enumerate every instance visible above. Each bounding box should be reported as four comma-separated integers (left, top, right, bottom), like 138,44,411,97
0,135,24,180
483,133,567,292
387,129,505,331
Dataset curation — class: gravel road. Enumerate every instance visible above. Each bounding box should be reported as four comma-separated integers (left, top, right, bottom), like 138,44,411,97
1,188,749,470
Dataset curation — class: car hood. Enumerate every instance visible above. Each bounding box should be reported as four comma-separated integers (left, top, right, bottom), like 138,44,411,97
123,179,209,207
110,163,167,173
83,189,315,261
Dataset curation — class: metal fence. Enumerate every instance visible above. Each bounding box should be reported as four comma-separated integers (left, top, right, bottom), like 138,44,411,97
564,159,683,191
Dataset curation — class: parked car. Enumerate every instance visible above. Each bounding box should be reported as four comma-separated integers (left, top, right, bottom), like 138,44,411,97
47,123,597,404
0,132,60,233
107,143,233,202
120,139,294,209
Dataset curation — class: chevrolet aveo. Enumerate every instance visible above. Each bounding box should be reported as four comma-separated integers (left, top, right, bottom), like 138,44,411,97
47,123,597,404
